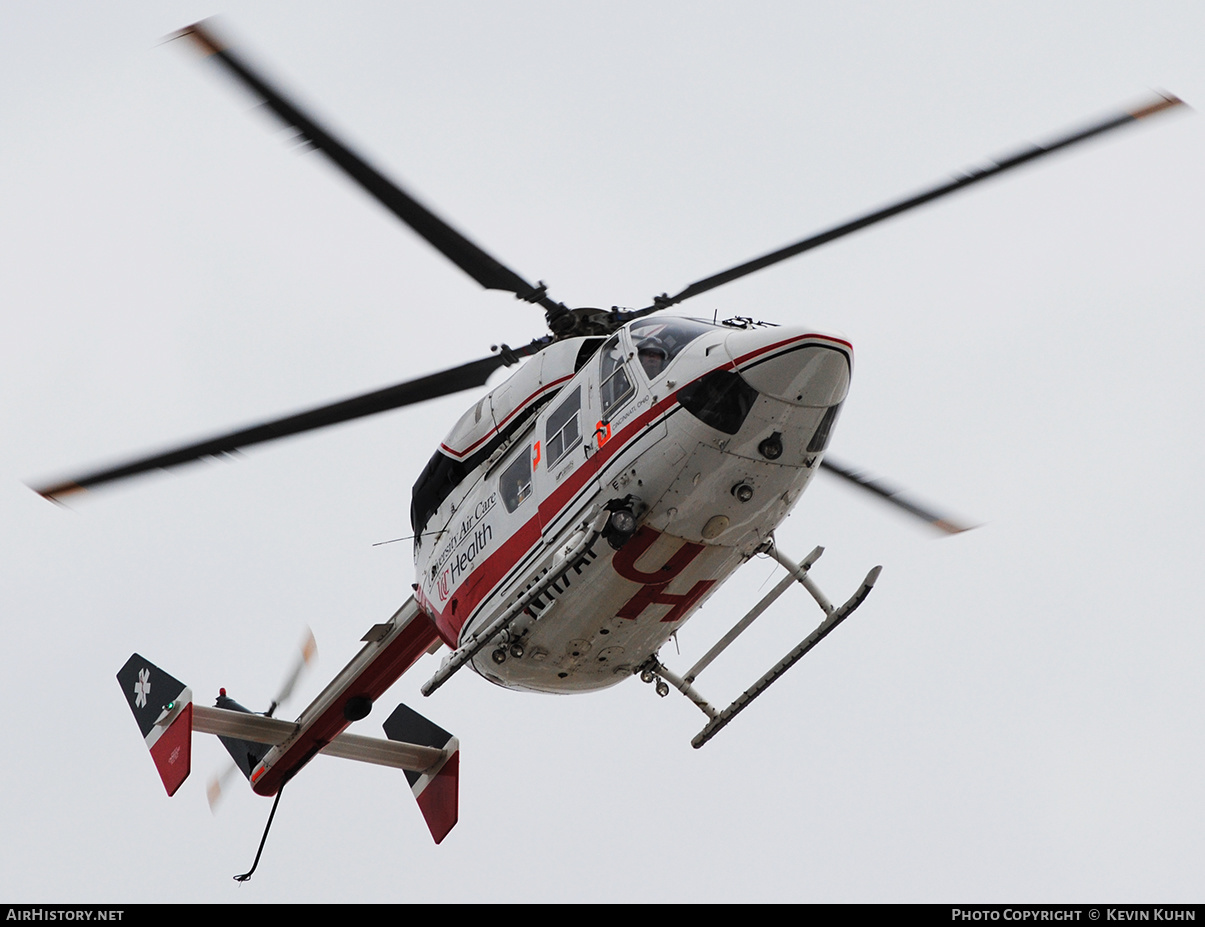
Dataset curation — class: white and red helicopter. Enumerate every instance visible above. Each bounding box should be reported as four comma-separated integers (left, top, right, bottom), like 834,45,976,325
33,21,1184,872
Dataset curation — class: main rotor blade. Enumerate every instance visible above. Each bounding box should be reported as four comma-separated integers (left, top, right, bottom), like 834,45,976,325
172,21,568,327
820,456,974,535
642,93,1186,313
33,344,541,503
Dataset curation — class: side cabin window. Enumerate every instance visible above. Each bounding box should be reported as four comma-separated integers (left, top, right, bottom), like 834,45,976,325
410,338,605,539
599,335,634,419
412,398,551,537
500,445,533,513
545,386,581,467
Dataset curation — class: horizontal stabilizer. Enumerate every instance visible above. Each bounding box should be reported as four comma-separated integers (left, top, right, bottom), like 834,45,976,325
116,654,193,797
190,705,446,770
384,704,459,844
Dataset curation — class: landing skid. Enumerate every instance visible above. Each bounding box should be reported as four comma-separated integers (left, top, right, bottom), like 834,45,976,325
639,541,881,748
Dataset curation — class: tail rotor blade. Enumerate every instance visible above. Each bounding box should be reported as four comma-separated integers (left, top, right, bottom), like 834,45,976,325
268,627,318,716
210,628,318,809
206,762,241,813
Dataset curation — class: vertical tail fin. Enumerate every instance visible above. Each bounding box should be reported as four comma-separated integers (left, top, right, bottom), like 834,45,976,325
383,704,459,844
116,654,193,796
213,690,271,780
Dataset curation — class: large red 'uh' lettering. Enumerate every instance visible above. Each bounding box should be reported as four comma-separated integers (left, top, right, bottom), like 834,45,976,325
612,526,702,584
612,526,716,623
616,579,716,623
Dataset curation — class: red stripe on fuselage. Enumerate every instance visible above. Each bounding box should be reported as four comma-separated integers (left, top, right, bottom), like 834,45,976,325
426,516,544,645
416,392,678,643
732,332,852,367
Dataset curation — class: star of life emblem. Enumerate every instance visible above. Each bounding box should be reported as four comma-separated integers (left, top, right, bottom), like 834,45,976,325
134,667,151,709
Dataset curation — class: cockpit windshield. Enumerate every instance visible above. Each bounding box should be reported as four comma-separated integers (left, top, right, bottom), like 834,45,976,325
629,317,716,380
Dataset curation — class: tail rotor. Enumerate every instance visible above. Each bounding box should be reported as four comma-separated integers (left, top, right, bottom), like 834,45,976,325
206,627,318,811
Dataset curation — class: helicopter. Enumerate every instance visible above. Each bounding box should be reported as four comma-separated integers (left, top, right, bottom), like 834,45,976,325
32,19,1185,865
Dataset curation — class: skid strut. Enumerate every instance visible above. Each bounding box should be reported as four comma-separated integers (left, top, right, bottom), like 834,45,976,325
639,543,881,748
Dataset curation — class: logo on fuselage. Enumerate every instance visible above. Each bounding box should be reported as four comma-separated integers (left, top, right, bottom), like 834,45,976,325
431,492,498,602
446,522,492,586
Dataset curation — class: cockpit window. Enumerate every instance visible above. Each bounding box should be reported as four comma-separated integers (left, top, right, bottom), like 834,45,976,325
599,335,634,418
500,445,533,513
629,317,716,380
677,369,759,435
807,403,842,453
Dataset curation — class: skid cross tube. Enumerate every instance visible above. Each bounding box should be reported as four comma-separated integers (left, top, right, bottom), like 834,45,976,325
691,562,881,748
641,539,881,748
685,545,825,682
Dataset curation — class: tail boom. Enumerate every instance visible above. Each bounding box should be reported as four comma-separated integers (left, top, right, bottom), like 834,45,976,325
247,597,441,796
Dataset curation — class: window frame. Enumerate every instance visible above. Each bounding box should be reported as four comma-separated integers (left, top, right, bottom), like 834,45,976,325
598,334,635,420
545,386,582,467
499,444,534,513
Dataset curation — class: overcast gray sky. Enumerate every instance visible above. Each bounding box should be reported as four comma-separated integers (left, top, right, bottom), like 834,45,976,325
2,1,1203,902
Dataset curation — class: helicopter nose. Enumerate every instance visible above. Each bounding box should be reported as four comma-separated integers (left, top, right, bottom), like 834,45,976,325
723,326,852,407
